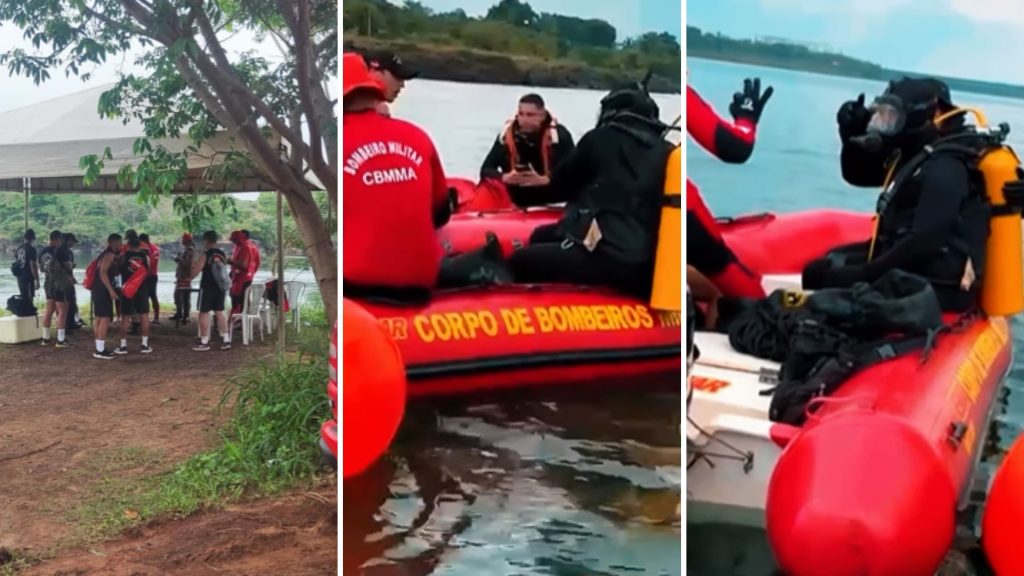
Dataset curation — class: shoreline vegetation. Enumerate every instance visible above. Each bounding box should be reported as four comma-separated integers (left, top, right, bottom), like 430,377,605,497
0,191,328,257
343,0,681,93
688,26,1024,100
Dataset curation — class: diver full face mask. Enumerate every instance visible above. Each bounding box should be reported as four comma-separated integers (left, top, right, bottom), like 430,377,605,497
853,82,944,152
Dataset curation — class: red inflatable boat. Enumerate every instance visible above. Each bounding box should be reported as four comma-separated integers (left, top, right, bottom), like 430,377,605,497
684,208,1012,576
349,178,680,397
358,285,680,397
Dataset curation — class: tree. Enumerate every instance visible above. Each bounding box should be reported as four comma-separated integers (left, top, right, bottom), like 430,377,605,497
485,0,538,28
0,0,339,326
536,14,616,49
627,32,681,56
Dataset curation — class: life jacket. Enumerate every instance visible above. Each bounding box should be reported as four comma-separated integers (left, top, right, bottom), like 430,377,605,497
500,116,560,176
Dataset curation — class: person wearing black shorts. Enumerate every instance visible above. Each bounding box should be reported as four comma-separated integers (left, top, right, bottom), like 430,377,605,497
39,230,61,345
192,230,231,352
64,233,84,331
139,233,160,323
115,233,153,355
91,234,122,360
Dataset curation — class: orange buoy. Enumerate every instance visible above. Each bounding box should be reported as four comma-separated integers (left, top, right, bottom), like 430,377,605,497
983,433,1024,575
342,299,407,478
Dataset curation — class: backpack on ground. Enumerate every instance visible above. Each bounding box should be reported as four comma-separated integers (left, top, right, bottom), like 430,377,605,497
6,295,37,317
740,269,946,426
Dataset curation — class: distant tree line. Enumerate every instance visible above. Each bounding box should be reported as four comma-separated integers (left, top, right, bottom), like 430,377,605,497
687,26,1024,100
0,192,331,253
344,0,681,83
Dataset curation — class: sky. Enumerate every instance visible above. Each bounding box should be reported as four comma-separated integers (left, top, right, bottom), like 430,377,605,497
0,23,281,113
415,0,681,40
689,0,1024,85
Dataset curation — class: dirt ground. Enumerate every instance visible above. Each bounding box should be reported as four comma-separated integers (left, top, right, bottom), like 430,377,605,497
0,320,336,574
21,487,337,576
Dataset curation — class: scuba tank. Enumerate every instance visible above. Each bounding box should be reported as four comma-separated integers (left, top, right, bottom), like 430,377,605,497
649,145,682,312
868,107,1024,316
976,141,1024,316
940,108,1023,316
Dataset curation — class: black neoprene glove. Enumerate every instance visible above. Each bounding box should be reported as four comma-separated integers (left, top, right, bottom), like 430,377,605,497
837,93,872,142
729,78,774,125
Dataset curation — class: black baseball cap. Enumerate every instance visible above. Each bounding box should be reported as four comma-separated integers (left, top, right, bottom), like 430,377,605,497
364,51,419,81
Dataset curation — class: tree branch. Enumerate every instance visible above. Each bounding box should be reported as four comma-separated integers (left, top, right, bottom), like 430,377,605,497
185,44,310,158
314,30,336,56
83,2,148,37
174,56,236,131
293,0,336,194
189,0,232,71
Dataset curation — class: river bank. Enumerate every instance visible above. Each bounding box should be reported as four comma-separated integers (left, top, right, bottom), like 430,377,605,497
689,45,1024,100
345,36,681,93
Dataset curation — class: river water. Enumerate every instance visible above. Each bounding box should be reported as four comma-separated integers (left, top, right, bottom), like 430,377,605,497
343,79,684,575
0,252,318,314
687,57,1024,574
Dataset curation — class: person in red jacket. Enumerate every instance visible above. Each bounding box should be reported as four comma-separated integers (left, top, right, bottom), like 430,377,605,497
343,52,451,300
241,230,260,279
688,78,773,302
139,233,160,323
228,230,252,315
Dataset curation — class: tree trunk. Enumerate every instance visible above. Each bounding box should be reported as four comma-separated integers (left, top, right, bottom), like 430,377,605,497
284,186,337,328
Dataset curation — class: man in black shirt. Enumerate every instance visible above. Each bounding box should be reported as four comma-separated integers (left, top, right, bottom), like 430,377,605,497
39,230,62,345
14,229,38,303
191,231,231,352
63,233,84,330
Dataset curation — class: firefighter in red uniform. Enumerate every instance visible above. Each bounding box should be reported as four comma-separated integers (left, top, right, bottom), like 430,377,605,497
342,53,451,300
687,78,773,300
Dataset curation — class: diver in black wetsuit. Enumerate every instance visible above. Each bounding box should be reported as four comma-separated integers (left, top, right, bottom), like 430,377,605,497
507,81,676,298
802,77,989,312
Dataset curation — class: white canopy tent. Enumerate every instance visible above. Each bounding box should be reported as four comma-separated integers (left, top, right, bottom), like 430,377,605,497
0,83,280,195
0,83,305,349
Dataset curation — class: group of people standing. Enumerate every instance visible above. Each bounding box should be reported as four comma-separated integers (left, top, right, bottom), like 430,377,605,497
342,48,677,300
11,226,262,360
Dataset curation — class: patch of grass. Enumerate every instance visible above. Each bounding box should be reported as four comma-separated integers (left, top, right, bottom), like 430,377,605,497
64,326,331,545
154,340,330,513
65,447,168,541
0,552,39,576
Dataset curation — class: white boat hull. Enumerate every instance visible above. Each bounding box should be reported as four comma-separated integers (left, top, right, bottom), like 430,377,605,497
686,275,801,527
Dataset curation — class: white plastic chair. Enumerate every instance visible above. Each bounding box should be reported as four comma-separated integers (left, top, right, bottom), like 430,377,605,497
259,289,275,334
229,283,266,345
284,281,305,332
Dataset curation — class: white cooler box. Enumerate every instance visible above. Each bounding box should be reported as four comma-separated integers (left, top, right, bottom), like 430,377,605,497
0,315,43,344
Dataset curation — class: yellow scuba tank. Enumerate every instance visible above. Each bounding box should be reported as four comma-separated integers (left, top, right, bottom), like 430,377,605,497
650,145,681,312
935,107,1024,316
978,145,1024,316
